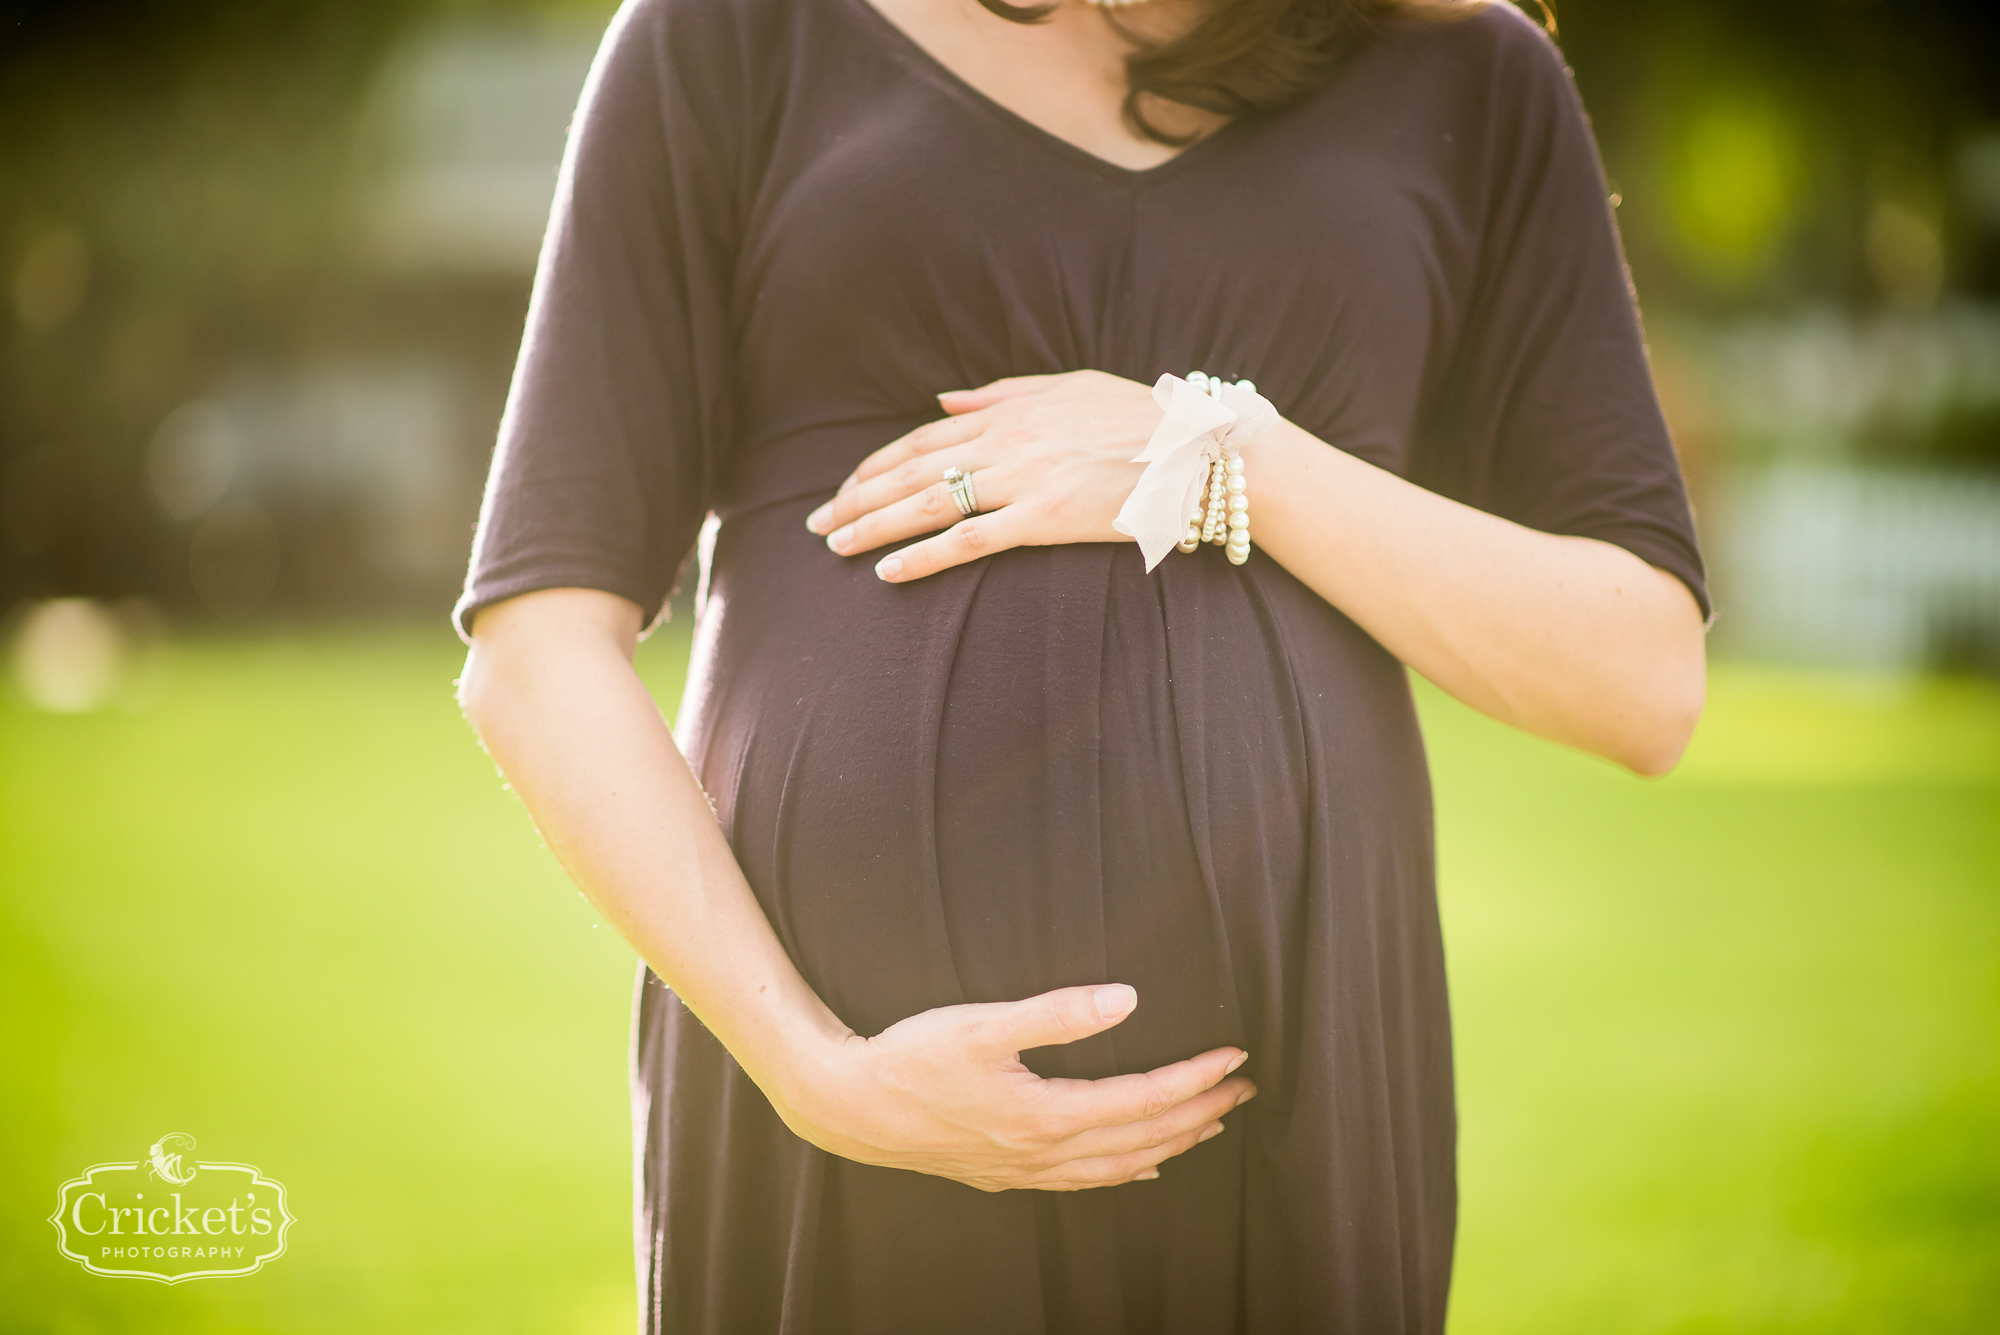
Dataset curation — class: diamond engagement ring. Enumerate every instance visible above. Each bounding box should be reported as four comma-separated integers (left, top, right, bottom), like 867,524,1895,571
942,465,979,517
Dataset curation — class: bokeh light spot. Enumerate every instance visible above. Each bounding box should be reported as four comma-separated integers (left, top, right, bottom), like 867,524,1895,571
10,598,126,712
1668,97,1805,285
1954,129,2000,229
1865,197,1945,309
11,227,91,334
148,399,242,521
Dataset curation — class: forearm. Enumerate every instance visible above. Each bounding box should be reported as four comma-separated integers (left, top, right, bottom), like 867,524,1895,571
458,588,847,1108
1246,420,1706,774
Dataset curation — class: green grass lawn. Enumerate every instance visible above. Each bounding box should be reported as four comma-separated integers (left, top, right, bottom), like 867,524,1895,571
2,625,1994,1333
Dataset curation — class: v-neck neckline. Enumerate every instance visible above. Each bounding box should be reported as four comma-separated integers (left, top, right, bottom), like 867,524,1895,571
837,0,1247,188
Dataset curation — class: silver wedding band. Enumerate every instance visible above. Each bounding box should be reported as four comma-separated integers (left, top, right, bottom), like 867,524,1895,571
942,465,979,517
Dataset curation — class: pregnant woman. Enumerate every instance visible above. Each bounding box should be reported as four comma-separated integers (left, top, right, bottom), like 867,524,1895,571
455,0,1708,1329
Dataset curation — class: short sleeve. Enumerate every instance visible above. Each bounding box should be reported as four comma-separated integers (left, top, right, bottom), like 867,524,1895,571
1413,14,1709,620
453,0,742,641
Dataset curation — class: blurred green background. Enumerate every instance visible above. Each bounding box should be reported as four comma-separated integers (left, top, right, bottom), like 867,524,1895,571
3,0,1998,1330
4,630,1995,1332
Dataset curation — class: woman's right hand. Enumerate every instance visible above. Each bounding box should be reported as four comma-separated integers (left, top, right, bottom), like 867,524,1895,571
767,983,1256,1192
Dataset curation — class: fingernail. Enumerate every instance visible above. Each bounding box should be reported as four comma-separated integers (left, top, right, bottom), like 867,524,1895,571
875,555,903,581
1093,983,1137,1019
1234,1086,1257,1109
805,503,833,533
1199,1123,1224,1143
1136,1169,1160,1181
827,525,853,554
1226,1050,1248,1074
838,475,857,494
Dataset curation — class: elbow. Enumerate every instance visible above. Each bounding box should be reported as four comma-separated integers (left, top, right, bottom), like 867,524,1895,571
454,600,535,742
453,589,642,744
1607,576,1710,778
455,639,510,746
1622,732,1692,780
1614,656,1706,779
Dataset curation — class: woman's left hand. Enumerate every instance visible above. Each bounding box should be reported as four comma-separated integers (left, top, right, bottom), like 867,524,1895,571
805,370,1161,582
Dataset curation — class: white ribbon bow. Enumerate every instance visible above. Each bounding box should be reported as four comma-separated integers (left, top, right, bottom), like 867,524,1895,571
1113,373,1279,571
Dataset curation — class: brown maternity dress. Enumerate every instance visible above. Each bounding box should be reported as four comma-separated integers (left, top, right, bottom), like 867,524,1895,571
455,0,1709,1330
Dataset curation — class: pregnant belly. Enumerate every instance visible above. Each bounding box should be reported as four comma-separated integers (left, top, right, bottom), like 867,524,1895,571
681,496,1410,1078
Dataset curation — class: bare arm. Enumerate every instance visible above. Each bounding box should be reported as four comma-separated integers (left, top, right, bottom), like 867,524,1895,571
1242,417,1705,776
807,371,1705,775
459,586,1254,1192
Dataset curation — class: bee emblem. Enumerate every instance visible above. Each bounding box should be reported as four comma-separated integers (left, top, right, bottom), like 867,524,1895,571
148,1132,198,1186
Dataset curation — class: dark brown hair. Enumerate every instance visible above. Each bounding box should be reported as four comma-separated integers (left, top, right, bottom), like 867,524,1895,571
976,0,1507,145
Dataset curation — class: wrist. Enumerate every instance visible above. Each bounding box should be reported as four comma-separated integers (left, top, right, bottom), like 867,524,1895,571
1242,418,1362,526
750,989,859,1118
1236,414,1305,476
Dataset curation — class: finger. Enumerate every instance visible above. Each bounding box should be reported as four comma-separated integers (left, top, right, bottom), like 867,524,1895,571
936,373,1066,414
843,411,991,494
1032,1046,1249,1136
1047,1074,1256,1164
817,448,991,545
873,503,1041,582
1030,1120,1227,1191
831,464,1017,558
960,984,1139,1059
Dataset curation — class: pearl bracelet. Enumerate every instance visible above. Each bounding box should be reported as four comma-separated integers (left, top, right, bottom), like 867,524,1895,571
1176,370,1254,566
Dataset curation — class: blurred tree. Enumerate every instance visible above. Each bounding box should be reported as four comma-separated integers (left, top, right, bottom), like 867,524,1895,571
0,0,611,614
1,0,1995,613
2,1,423,604
1549,0,2000,313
